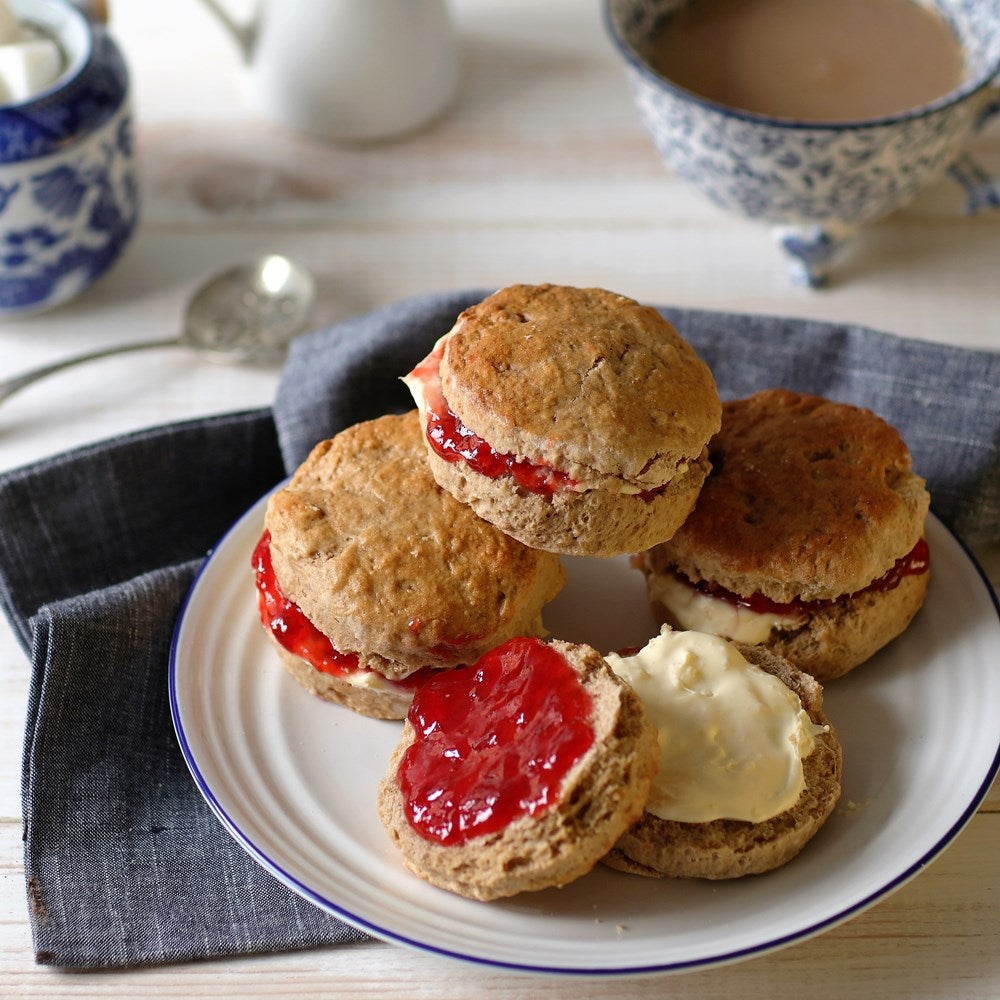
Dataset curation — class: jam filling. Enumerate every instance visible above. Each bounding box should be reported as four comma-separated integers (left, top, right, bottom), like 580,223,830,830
414,346,574,496
679,537,930,617
252,531,434,691
638,483,669,503
414,345,665,502
397,636,595,846
427,402,577,496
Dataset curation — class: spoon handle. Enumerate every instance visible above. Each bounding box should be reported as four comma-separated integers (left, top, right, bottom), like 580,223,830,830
0,337,181,405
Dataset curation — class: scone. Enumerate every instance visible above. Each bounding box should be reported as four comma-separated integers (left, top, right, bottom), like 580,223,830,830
636,390,931,681
253,412,566,720
403,283,722,557
377,636,659,900
603,629,842,879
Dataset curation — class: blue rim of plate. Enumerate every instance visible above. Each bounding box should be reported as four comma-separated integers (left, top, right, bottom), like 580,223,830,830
168,495,1000,977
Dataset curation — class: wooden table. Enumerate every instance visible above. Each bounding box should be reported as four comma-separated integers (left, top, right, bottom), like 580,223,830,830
2,2,997,996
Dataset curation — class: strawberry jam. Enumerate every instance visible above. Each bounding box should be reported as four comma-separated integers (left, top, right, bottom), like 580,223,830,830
397,636,595,846
426,405,578,496
253,531,360,675
252,531,434,691
414,345,577,497
637,483,669,503
682,537,930,616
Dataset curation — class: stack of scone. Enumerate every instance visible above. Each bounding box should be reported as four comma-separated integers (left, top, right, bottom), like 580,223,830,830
251,284,931,901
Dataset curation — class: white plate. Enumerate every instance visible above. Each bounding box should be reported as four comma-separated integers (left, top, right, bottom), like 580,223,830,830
169,496,1000,976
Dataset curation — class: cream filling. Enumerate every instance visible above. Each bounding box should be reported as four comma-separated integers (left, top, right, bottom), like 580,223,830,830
342,669,399,691
605,627,825,824
403,339,682,495
647,571,806,645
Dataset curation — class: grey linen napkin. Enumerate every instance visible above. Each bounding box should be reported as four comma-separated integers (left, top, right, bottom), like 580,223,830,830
0,289,997,970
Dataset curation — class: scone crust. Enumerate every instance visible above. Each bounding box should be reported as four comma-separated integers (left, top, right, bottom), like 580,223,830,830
377,641,659,901
654,390,930,602
264,411,565,677
424,438,712,557
438,284,721,487
604,645,842,880
755,569,929,682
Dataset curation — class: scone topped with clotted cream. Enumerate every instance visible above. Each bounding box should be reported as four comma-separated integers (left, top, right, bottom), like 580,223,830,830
603,627,842,879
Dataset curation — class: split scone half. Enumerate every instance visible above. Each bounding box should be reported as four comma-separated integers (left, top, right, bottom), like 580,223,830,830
377,637,659,900
403,283,722,557
254,412,565,720
603,628,842,879
636,389,931,681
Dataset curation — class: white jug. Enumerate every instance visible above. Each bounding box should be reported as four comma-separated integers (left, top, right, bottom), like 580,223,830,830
195,0,460,142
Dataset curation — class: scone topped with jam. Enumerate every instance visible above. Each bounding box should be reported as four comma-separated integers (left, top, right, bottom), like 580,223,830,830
254,411,565,720
636,389,931,681
378,636,658,900
404,283,722,557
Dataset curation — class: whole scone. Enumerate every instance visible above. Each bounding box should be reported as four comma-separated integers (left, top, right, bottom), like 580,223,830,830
254,412,566,720
604,632,842,879
636,390,931,681
403,284,722,557
377,637,659,900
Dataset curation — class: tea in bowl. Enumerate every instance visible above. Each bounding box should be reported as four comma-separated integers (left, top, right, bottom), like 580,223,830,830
603,0,1000,285
0,0,139,315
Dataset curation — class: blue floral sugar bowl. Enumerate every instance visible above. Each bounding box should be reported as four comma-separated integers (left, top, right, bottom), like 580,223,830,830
0,0,138,315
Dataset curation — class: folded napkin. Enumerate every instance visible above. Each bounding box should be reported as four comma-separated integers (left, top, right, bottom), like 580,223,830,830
0,289,997,969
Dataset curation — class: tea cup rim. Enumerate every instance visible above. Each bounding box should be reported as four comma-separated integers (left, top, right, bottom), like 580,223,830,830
602,0,1000,132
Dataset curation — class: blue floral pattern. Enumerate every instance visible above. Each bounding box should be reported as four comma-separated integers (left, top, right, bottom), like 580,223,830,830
0,29,129,164
629,87,981,226
0,13,138,314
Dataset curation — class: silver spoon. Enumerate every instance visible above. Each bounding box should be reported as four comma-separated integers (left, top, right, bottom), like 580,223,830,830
0,254,317,405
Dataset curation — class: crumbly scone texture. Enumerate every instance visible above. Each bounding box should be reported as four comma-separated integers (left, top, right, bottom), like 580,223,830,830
377,640,659,900
603,644,842,880
438,284,722,487
271,641,416,721
649,389,930,602
642,551,931,682
264,411,566,678
422,428,713,557
760,571,929,681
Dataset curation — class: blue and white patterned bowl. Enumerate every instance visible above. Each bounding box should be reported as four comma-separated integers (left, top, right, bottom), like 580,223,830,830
0,0,139,315
604,0,1000,285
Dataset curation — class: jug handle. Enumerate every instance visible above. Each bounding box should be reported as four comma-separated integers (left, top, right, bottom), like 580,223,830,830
190,0,255,60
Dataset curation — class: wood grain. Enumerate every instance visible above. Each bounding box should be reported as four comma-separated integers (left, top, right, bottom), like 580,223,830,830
0,0,996,995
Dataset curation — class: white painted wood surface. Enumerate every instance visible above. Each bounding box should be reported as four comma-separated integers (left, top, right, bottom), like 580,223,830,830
0,1,997,996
